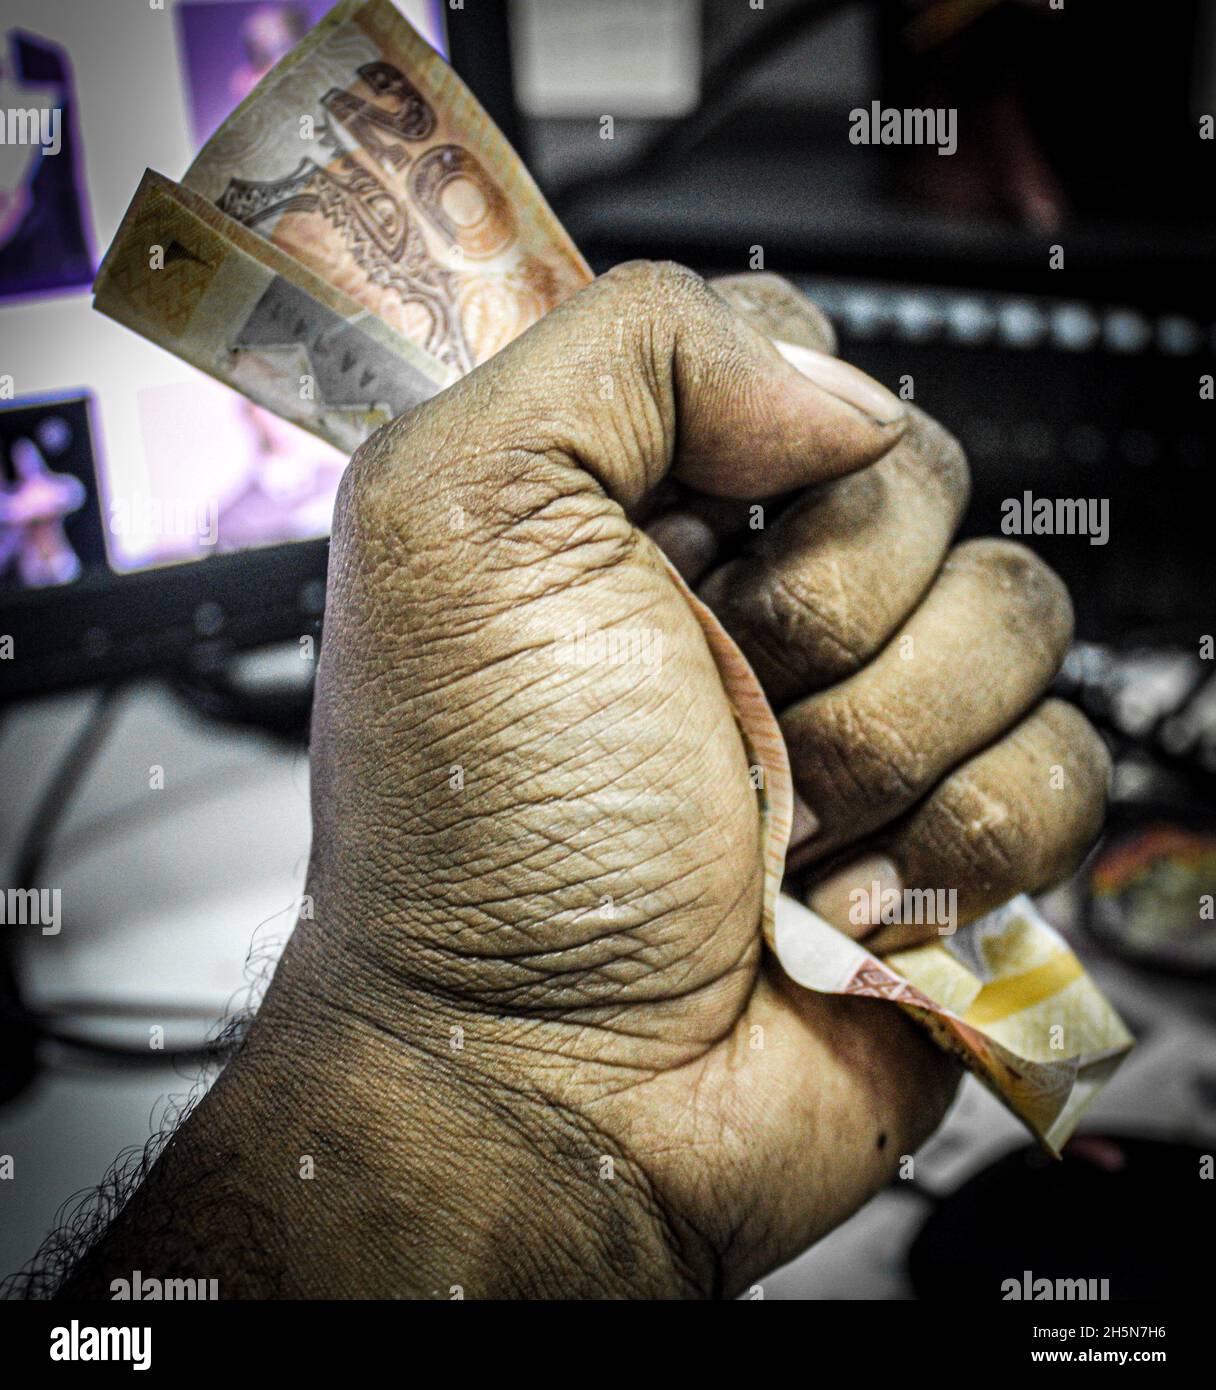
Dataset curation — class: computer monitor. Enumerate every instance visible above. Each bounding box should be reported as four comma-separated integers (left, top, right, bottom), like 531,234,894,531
0,0,452,699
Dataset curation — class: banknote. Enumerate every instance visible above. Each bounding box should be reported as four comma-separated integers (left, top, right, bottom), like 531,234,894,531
774,893,1133,1153
182,0,591,374
94,0,1131,1148
94,169,454,454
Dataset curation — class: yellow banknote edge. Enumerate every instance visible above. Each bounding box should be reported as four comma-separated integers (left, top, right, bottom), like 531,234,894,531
773,892,1133,1153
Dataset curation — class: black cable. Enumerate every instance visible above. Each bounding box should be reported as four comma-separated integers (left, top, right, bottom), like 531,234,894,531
553,0,861,216
33,1030,224,1067
169,657,313,744
12,683,125,893
34,997,223,1020
24,997,227,1063
0,941,37,1102
2,686,125,1093
2,684,225,1075
5,996,227,1067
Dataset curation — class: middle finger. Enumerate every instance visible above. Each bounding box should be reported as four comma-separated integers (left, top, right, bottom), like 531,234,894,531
698,409,971,706
782,536,1075,868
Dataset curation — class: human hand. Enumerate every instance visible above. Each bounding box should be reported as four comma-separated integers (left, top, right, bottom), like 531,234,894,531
62,265,1107,1300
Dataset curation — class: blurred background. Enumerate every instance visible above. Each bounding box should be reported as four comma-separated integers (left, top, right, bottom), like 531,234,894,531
1,0,1213,1298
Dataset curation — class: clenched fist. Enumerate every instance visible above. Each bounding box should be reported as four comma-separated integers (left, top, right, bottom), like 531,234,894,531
60,265,1108,1300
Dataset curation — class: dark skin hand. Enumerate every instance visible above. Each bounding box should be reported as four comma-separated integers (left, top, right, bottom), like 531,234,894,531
53,266,1107,1299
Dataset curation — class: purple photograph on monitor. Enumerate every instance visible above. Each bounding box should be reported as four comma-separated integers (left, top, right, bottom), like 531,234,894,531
103,377,345,574
0,392,105,588
0,30,93,301
176,1,447,146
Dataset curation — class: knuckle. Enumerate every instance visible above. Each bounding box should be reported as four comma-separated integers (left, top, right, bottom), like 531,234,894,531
898,408,971,509
1037,697,1112,845
646,258,710,299
936,770,1025,880
719,270,799,297
939,701,1111,890
793,299,837,352
751,272,805,303
602,258,709,317
1040,697,1111,779
952,534,1049,584
750,569,870,685
709,272,838,353
331,420,399,541
598,257,656,298
948,536,1075,651
814,693,933,812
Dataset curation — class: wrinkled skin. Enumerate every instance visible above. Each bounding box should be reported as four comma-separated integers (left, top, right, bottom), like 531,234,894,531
57,266,1109,1300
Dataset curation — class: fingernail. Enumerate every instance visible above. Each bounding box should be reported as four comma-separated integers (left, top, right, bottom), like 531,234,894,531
789,792,819,846
645,512,717,583
806,852,902,939
774,340,906,427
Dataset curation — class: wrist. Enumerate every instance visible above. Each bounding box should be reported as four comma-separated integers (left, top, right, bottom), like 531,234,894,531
61,961,713,1300
244,976,713,1298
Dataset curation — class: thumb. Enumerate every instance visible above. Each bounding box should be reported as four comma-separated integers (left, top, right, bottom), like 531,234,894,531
677,324,907,499
382,260,906,513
